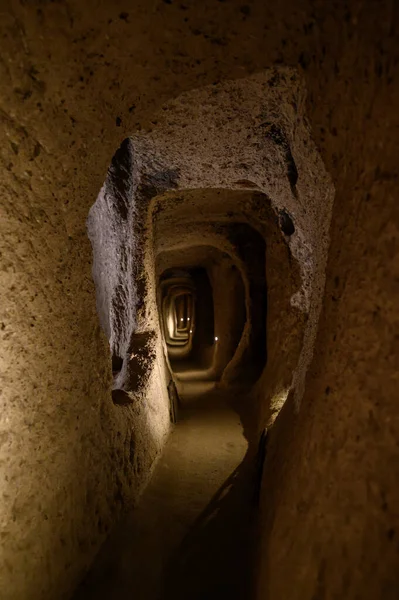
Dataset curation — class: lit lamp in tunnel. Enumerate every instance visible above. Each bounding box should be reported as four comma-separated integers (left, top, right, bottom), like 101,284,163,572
175,292,192,333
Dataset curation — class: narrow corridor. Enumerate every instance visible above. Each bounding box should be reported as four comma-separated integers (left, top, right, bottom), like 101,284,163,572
75,387,258,600
1,5,398,598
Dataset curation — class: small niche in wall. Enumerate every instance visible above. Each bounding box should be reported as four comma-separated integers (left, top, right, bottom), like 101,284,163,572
279,209,295,236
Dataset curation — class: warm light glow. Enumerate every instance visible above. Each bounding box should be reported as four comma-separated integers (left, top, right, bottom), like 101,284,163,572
167,312,175,338
214,336,219,341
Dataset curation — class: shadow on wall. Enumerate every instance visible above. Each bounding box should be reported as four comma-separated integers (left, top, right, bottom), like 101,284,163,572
224,222,267,385
161,455,258,600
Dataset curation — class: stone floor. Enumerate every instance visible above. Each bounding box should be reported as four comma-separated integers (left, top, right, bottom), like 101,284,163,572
74,387,258,600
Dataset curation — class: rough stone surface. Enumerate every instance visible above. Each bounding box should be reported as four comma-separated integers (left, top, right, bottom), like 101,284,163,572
130,71,333,411
0,1,398,599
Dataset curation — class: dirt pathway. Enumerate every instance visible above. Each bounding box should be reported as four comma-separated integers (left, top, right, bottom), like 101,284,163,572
74,389,258,600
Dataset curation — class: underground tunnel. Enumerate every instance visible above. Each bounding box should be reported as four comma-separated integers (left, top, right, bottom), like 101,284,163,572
76,69,334,598
1,4,399,600
82,188,302,600
154,202,268,394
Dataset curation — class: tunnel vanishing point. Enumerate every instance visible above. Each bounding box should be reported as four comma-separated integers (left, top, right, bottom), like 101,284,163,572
0,2,398,599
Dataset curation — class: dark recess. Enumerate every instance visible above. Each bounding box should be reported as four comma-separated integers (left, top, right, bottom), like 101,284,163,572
279,209,295,236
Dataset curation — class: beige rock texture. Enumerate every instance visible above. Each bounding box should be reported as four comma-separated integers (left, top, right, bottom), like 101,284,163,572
0,0,398,599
